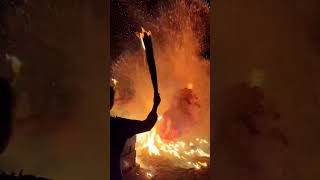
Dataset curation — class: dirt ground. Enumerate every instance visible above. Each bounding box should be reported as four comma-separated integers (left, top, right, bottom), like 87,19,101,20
124,160,210,180
125,166,209,180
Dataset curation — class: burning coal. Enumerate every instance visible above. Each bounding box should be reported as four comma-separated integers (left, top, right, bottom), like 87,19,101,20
111,0,210,178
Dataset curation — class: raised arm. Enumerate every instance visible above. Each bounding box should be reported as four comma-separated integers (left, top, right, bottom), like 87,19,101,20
119,92,161,138
120,28,160,137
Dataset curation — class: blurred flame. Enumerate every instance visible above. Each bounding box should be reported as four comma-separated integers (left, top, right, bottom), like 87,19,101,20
136,117,210,170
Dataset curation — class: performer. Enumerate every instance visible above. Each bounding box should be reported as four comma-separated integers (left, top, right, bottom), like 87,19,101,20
110,29,161,180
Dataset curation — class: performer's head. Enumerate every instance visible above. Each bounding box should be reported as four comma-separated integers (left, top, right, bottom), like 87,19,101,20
110,86,115,110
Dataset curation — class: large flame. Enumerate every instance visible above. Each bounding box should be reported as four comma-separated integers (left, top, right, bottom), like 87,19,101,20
136,121,210,169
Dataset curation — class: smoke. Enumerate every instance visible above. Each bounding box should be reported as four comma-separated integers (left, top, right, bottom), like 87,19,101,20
111,0,210,139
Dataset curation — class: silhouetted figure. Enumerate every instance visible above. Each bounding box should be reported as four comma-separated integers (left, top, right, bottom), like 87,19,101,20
0,78,50,180
0,77,14,154
110,29,160,180
110,87,160,180
229,82,288,146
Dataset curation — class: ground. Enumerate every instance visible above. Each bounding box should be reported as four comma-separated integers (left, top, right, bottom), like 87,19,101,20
125,166,209,180
124,158,210,180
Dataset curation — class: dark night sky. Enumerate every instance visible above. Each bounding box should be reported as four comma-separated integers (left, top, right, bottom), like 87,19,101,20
111,0,210,61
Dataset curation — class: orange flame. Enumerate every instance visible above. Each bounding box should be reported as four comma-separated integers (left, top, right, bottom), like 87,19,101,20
136,118,210,170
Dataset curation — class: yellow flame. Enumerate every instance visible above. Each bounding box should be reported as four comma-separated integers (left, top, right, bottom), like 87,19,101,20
138,128,160,156
199,139,208,144
198,162,208,167
193,163,201,170
136,116,210,170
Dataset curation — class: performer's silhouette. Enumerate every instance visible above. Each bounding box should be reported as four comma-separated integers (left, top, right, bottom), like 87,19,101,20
110,87,160,180
110,29,160,180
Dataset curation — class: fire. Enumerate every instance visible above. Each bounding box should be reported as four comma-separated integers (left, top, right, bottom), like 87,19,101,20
111,77,210,170
136,120,210,170
111,0,210,178
140,128,160,156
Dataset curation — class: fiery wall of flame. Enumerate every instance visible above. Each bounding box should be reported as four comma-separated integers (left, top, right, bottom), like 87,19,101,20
111,0,210,175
